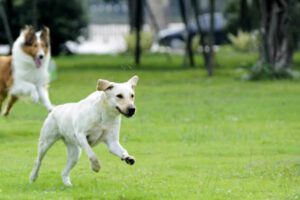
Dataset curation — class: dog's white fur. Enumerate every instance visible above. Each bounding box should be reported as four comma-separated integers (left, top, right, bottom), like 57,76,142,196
9,30,53,111
30,76,139,186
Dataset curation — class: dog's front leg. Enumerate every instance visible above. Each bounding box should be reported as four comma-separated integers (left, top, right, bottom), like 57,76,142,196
105,138,135,165
10,81,39,102
75,133,101,172
37,86,53,112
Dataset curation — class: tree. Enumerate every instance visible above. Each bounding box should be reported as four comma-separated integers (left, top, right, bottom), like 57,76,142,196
0,0,13,51
249,0,297,79
134,0,143,66
127,0,144,33
193,0,215,75
207,0,215,76
9,0,88,55
178,0,194,67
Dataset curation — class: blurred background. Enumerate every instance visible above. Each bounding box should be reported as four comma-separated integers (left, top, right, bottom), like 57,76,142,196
1,0,299,79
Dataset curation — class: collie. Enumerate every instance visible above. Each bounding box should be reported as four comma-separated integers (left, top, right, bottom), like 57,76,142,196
0,25,53,116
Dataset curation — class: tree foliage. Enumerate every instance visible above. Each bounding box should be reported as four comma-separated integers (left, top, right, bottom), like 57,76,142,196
223,0,260,34
7,0,88,55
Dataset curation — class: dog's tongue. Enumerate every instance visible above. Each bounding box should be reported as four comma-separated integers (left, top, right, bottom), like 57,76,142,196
35,58,42,68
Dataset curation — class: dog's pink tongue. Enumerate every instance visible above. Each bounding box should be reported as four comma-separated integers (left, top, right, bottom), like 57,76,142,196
35,58,42,68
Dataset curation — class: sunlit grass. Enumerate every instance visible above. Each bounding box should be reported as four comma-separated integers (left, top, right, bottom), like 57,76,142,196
0,51,300,199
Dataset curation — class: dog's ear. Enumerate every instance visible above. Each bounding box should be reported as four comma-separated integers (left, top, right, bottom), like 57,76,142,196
23,25,36,46
97,79,113,91
22,25,33,31
128,75,139,88
41,26,50,44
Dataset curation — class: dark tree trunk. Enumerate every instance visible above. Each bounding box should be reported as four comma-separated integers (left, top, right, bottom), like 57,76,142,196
191,0,210,70
127,0,136,33
4,0,12,27
207,0,215,76
134,0,143,66
0,0,13,52
128,0,144,33
178,0,194,67
250,0,296,79
239,0,251,31
32,0,38,29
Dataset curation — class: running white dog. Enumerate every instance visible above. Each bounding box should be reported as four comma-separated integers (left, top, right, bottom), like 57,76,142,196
30,76,139,186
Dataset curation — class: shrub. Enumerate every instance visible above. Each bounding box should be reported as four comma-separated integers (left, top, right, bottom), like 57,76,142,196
228,30,258,52
192,35,201,52
125,31,153,53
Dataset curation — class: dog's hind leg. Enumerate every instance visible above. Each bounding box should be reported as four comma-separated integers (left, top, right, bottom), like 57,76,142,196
30,115,59,183
3,95,17,116
61,142,81,186
0,90,7,113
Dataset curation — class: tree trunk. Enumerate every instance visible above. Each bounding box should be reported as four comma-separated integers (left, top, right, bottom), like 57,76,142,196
191,0,209,69
178,0,194,67
250,0,296,79
207,0,215,76
239,0,251,31
127,0,136,33
0,1,13,52
146,0,168,31
134,0,143,66
32,0,38,29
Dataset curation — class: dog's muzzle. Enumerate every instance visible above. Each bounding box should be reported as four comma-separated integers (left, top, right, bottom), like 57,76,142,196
127,107,136,117
34,54,44,68
116,106,136,118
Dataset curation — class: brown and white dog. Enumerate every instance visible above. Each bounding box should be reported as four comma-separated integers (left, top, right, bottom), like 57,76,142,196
0,25,53,116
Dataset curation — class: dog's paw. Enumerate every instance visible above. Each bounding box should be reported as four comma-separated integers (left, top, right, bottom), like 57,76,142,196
90,157,101,172
62,176,73,187
123,156,135,165
3,112,9,117
29,172,38,183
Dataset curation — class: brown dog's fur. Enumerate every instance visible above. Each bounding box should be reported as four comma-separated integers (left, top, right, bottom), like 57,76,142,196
0,56,14,115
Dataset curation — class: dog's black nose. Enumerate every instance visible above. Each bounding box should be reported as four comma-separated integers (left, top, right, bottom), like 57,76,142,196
127,107,135,117
39,55,44,59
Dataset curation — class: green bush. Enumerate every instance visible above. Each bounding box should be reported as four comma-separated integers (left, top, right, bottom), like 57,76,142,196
125,31,153,53
191,35,201,52
228,30,258,52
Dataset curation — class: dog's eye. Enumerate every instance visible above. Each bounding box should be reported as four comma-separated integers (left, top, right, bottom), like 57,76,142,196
131,94,134,98
34,44,38,48
42,43,48,48
116,94,123,99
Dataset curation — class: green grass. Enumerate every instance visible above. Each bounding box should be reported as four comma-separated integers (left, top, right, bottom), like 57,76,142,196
0,49,300,199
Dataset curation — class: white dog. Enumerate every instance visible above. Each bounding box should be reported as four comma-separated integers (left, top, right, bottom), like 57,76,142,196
30,75,139,186
2,25,53,116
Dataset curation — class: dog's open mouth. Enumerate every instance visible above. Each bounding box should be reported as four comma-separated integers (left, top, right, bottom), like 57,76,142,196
116,106,130,118
34,58,42,68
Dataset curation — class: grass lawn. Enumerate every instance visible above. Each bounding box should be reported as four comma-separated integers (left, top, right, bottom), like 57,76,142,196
0,49,300,199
